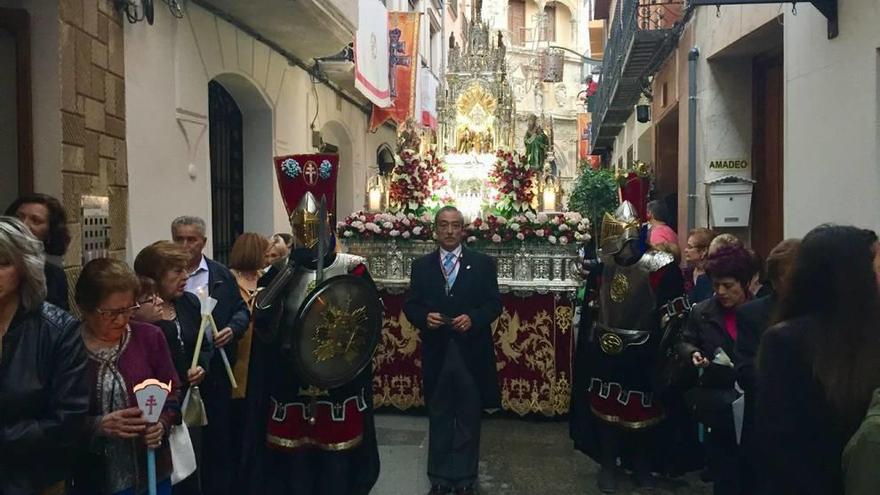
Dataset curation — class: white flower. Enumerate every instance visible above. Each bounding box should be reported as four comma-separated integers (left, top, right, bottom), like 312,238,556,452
510,223,520,232
358,215,366,222
515,215,528,223
351,221,364,229
577,223,589,233
564,211,583,222
402,218,411,226
574,233,584,241
390,230,400,237
479,224,490,231
496,216,507,224
402,231,411,239
559,236,569,245
343,230,353,237
536,213,548,223
395,212,406,220
491,234,502,243
364,222,380,233
559,224,570,232
516,232,525,241
467,236,477,243
548,235,557,244
526,211,537,221
535,229,545,237
412,226,423,235
382,221,394,229
408,213,417,219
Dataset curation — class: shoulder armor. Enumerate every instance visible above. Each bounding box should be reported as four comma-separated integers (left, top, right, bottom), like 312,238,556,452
637,250,675,272
337,253,367,273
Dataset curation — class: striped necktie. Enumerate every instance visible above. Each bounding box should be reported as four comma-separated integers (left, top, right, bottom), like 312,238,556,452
443,252,457,291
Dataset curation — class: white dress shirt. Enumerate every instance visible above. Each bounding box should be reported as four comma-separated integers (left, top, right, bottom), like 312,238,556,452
185,255,210,295
439,244,463,286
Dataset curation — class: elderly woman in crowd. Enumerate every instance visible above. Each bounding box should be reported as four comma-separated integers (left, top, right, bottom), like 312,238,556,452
0,216,88,495
71,258,182,495
134,241,209,495
758,225,880,495
678,244,756,495
6,193,72,310
132,276,190,398
683,227,715,303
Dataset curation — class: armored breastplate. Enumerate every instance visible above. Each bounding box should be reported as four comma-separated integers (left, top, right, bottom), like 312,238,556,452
598,251,673,331
281,253,365,321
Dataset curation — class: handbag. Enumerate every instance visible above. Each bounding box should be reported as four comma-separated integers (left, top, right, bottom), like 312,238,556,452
169,422,197,484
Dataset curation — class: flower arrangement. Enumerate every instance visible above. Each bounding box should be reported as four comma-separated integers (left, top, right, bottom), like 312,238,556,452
489,150,536,217
388,149,446,214
337,211,435,241
464,211,591,246
338,210,591,246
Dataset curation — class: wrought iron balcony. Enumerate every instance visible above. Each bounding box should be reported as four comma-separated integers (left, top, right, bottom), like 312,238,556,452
589,0,686,155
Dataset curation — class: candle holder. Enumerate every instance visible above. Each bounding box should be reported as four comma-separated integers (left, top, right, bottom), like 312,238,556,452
366,175,387,212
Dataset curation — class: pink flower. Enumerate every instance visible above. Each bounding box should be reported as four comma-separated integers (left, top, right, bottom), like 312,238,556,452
548,235,557,244
535,229,545,237
491,234,502,243
412,226,423,235
559,236,569,245
516,232,525,241
402,231,411,239
390,230,400,237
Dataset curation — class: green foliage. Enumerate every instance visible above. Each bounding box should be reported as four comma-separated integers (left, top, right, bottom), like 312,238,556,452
567,167,619,223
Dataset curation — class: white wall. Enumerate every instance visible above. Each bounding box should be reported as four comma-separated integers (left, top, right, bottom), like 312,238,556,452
783,0,880,236
124,3,395,259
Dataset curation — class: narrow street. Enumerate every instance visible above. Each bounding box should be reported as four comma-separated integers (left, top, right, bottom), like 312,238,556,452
373,414,712,495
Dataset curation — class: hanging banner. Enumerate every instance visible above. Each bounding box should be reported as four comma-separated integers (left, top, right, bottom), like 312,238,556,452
419,66,438,129
577,113,591,160
369,11,421,131
273,154,340,217
354,0,391,108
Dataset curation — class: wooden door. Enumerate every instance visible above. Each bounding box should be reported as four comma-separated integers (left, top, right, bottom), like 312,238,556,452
751,52,784,257
0,8,32,207
544,4,556,42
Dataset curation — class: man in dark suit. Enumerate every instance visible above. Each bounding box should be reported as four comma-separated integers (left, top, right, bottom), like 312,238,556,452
172,215,250,495
404,206,502,495
735,238,800,493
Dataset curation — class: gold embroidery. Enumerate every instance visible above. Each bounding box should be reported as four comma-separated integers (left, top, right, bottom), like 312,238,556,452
312,298,369,363
555,305,573,334
610,273,629,302
266,433,363,451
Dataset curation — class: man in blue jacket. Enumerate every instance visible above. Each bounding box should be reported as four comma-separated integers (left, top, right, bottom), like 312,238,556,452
172,215,250,495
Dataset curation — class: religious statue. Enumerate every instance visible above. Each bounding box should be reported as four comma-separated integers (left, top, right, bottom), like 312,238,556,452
482,129,493,153
457,127,474,153
524,114,549,170
398,118,421,153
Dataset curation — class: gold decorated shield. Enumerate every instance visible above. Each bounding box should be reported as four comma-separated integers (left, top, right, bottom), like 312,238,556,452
292,274,383,389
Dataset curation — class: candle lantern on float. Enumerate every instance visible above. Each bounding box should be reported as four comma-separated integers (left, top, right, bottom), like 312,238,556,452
540,174,562,212
366,175,387,212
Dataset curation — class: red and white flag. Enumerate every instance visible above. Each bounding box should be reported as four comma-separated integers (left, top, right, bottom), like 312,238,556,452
419,66,438,129
354,0,391,108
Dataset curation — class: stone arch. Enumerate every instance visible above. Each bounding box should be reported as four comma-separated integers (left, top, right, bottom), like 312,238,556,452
209,72,276,237
319,120,355,217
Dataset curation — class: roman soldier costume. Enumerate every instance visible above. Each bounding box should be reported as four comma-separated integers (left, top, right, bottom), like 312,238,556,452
569,201,696,493
242,155,382,495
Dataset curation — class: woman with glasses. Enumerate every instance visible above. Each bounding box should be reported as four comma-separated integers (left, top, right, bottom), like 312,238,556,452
134,241,209,495
0,216,88,494
71,258,182,495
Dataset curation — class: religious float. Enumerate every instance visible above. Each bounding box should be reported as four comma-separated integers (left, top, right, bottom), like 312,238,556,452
340,10,589,417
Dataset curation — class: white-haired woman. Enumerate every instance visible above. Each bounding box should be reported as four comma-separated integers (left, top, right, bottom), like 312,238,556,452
0,216,89,494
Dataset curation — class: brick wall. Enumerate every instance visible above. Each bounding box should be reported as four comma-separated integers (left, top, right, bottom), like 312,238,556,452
58,0,127,267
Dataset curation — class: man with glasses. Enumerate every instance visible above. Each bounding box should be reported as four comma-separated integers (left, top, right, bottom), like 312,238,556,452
404,206,502,495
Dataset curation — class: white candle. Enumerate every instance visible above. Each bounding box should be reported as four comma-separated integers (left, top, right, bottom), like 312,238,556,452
543,189,556,212
368,188,382,211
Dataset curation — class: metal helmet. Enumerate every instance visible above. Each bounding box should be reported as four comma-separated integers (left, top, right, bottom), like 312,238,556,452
600,201,641,255
290,192,322,249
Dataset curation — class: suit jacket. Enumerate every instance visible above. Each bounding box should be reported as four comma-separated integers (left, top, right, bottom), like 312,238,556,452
206,257,250,365
404,246,502,408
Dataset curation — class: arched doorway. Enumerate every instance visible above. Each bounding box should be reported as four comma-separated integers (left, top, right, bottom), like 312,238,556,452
320,121,354,218
207,74,274,263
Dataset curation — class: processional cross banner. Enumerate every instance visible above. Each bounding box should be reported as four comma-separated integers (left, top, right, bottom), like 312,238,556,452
389,28,411,98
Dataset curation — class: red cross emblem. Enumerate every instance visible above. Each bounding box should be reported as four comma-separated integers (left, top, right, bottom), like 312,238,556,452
303,161,318,186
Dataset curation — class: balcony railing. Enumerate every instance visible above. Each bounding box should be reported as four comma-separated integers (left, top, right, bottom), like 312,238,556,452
589,0,686,155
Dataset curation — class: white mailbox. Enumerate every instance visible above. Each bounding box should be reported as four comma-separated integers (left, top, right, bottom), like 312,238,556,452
706,176,755,228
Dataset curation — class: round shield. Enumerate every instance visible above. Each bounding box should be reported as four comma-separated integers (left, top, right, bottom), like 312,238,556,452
292,274,383,389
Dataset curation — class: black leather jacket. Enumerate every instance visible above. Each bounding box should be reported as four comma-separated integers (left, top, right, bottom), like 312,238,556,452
0,303,89,495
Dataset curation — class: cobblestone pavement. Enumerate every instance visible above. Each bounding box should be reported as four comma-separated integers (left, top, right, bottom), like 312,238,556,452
372,413,712,495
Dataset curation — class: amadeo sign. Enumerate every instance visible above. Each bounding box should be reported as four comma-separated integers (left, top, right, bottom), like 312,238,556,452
706,158,751,182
